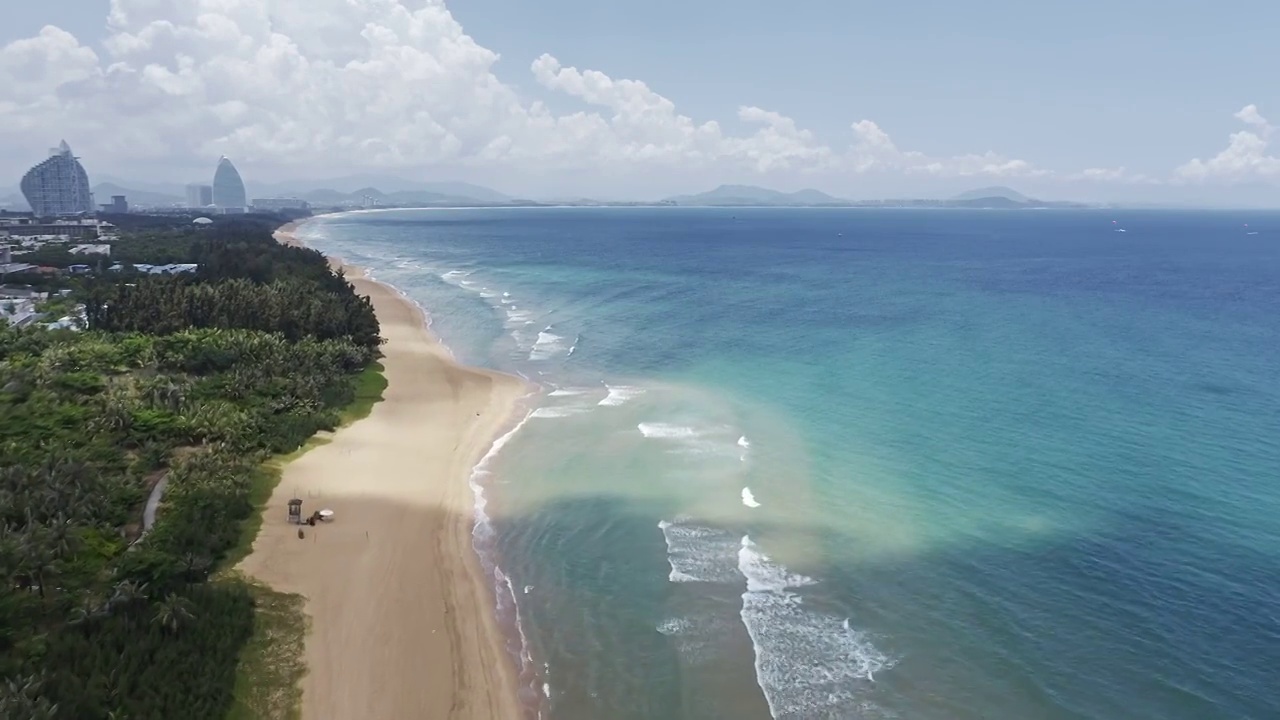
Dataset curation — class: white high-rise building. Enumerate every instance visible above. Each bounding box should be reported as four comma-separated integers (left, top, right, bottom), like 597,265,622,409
20,141,93,216
186,183,213,208
211,156,247,212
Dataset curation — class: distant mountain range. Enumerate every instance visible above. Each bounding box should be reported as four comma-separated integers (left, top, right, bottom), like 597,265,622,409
80,174,519,208
664,184,847,206
290,184,517,207
664,184,1087,209
1,176,1090,212
254,176,514,204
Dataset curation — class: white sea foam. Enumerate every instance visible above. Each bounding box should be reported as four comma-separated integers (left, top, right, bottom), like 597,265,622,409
656,617,692,635
658,612,734,666
638,423,702,440
530,327,567,360
548,388,589,397
470,410,534,549
741,487,761,508
657,519,741,584
598,384,644,406
440,270,475,289
641,422,750,459
566,334,579,358
738,436,751,449
468,408,547,717
738,536,894,718
530,406,587,419
498,566,541,710
374,280,457,360
506,309,534,326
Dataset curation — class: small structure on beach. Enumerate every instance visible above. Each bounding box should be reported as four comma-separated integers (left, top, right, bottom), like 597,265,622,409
288,498,302,524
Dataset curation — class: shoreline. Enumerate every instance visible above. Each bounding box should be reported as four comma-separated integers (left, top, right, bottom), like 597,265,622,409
239,221,532,719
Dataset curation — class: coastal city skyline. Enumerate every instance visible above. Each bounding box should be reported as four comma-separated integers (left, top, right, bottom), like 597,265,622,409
11,144,257,214
1,1,1278,205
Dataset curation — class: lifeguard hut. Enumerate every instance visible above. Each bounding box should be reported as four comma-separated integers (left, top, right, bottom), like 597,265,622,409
287,498,303,524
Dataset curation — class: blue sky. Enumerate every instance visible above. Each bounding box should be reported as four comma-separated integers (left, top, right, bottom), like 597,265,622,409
453,0,1276,177
2,0,1279,203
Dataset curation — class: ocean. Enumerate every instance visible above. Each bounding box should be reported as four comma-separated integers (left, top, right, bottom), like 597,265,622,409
296,207,1280,720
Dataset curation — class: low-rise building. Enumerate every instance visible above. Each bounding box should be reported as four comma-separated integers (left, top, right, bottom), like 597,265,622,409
45,313,83,331
0,286,49,300
108,263,199,275
1,297,38,327
0,220,98,239
70,244,111,256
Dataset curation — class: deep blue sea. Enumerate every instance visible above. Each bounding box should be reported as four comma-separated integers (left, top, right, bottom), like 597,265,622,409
298,208,1280,720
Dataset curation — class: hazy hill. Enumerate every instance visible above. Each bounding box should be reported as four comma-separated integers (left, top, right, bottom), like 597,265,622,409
261,175,512,204
951,186,1032,203
297,186,507,206
93,183,184,207
945,186,1091,209
666,184,848,206
84,174,513,206
0,187,29,210
95,175,187,197
298,188,354,204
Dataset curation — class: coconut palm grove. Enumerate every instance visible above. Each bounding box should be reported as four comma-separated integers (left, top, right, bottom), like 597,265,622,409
0,215,383,718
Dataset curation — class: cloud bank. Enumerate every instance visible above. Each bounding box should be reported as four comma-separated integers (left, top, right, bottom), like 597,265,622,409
1176,105,1279,183
0,0,1273,196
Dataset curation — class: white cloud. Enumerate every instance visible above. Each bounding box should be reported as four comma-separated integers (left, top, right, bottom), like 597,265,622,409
1175,105,1279,182
1074,167,1128,181
5,0,1233,195
847,120,1047,178
1062,166,1160,185
0,26,101,129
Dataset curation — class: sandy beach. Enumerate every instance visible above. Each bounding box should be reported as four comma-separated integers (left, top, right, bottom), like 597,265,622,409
239,223,527,719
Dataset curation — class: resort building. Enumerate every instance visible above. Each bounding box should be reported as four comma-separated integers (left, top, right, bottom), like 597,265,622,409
251,198,310,210
20,141,94,217
211,157,247,212
99,195,128,214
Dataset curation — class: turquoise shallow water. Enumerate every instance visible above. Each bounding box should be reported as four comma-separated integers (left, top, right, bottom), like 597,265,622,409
298,208,1280,720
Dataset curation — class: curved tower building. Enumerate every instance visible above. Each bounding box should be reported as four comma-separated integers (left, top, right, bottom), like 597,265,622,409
20,140,93,216
211,156,247,211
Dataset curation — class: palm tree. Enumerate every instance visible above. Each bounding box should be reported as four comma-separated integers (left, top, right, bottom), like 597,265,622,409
109,578,149,610
0,675,58,720
152,592,195,634
68,593,104,625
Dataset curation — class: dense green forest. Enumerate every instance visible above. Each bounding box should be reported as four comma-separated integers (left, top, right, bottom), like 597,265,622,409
0,216,381,718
